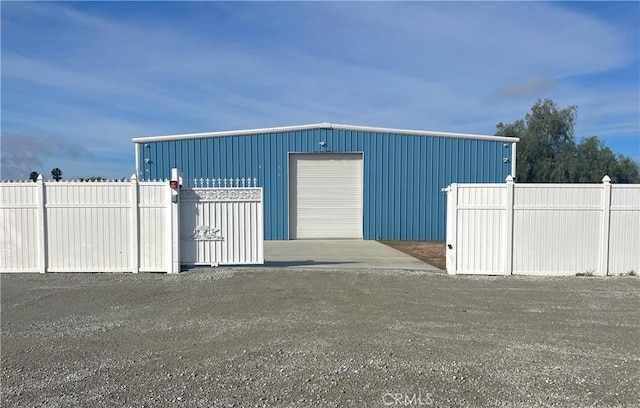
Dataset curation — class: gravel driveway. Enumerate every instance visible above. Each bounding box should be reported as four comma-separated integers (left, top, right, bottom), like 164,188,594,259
2,269,639,407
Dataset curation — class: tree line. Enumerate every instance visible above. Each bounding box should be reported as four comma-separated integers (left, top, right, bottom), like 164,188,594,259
496,99,639,183
28,169,115,182
29,168,63,182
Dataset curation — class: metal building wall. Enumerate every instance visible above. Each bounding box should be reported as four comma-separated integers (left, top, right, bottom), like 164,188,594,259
136,129,513,240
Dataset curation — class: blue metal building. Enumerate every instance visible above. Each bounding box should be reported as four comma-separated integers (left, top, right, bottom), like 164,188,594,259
132,123,518,240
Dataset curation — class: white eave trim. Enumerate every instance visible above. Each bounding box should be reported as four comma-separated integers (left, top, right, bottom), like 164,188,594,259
132,122,520,143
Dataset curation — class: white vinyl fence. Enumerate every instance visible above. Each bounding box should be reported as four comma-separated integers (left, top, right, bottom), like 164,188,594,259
445,176,640,276
0,169,264,273
1,175,174,273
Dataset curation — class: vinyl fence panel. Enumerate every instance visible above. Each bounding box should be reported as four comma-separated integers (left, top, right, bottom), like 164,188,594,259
0,175,173,273
455,185,507,275
45,182,132,272
446,176,640,276
608,185,640,274
0,182,41,272
512,184,603,276
138,181,170,272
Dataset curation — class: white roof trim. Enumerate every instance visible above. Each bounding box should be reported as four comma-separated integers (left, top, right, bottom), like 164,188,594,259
132,122,519,143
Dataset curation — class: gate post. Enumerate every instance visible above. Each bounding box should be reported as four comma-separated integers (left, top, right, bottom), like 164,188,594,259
599,175,612,276
504,175,515,275
130,173,140,273
36,174,48,273
168,168,182,274
444,183,458,275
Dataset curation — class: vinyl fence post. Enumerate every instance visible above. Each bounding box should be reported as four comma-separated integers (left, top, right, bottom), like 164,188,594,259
165,181,172,274
599,175,612,276
130,174,139,273
445,183,458,275
36,175,47,273
505,175,515,275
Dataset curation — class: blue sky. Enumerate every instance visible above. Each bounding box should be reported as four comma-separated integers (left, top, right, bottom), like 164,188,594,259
1,1,639,180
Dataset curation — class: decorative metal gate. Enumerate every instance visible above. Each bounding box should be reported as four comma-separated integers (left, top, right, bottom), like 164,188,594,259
179,178,264,266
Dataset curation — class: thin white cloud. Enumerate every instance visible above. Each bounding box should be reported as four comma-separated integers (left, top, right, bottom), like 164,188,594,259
495,77,556,98
0,133,87,180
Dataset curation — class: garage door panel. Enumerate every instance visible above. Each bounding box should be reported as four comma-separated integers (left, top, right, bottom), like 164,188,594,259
290,154,363,239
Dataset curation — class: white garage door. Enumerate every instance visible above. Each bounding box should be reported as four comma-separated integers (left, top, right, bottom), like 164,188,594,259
289,153,363,239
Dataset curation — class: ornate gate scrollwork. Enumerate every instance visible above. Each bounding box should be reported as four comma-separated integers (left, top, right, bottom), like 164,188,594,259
183,225,224,241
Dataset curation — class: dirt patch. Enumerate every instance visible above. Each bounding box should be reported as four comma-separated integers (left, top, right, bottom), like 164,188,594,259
381,241,446,270
2,271,639,407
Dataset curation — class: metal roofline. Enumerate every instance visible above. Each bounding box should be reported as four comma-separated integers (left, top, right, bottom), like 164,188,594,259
132,122,519,143
330,123,519,142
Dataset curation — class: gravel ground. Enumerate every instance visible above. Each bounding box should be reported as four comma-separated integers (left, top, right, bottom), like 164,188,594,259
2,269,639,407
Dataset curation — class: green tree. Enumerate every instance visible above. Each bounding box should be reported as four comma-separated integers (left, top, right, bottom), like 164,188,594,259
496,99,639,183
611,155,640,184
51,168,63,182
573,137,640,183
78,176,106,182
29,171,39,182
574,137,616,183
496,99,578,182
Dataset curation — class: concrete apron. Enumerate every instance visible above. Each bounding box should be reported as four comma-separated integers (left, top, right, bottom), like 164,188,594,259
259,240,441,271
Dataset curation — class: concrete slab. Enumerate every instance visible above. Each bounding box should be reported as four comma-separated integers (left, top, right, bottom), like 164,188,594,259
261,240,442,271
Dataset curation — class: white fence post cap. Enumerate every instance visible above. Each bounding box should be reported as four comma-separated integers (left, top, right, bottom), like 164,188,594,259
601,175,611,183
